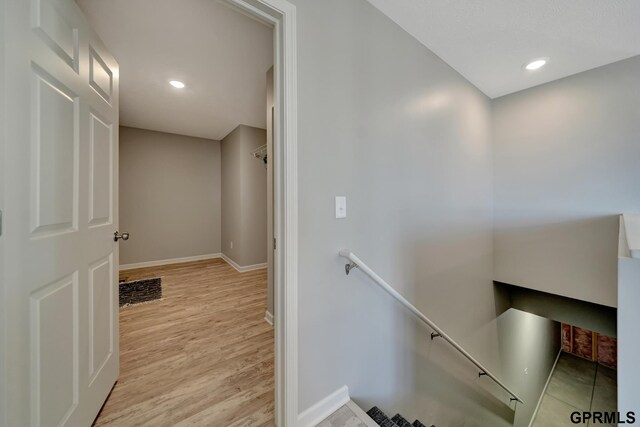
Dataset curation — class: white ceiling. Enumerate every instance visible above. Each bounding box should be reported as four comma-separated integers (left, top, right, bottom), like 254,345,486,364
367,0,640,98
76,0,273,140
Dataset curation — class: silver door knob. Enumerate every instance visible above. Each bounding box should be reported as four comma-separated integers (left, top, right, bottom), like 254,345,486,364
114,231,130,242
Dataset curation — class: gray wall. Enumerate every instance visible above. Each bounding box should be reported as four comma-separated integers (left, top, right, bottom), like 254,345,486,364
119,126,221,265
496,282,617,337
221,125,268,267
291,1,558,425
493,56,640,308
221,126,242,263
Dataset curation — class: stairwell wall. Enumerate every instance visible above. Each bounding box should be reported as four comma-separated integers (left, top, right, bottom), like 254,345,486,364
493,56,640,308
291,0,559,426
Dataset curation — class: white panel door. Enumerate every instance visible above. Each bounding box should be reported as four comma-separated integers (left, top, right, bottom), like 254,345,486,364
2,0,119,425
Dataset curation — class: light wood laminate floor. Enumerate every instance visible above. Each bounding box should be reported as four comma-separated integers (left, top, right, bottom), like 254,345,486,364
93,259,274,426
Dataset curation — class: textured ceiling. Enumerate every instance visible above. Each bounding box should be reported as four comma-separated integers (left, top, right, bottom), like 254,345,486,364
367,0,640,98
76,0,273,140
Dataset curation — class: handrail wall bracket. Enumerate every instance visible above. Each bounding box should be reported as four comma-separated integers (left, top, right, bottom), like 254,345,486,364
345,262,358,275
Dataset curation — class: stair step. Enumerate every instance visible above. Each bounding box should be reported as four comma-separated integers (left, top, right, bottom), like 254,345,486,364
391,414,413,427
347,401,385,427
366,406,387,423
367,406,435,427
366,407,400,427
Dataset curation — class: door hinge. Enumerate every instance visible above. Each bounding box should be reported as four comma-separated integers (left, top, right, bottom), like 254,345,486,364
0,209,2,237
273,238,277,250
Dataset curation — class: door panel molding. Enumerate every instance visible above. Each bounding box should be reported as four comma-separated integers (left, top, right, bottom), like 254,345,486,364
3,0,119,425
88,46,112,105
88,255,114,386
29,62,80,237
88,109,113,228
29,271,80,427
31,0,79,72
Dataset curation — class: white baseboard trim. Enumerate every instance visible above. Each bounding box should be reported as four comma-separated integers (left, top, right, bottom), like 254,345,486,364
264,310,274,327
119,253,221,271
528,349,562,427
220,253,267,273
298,385,350,427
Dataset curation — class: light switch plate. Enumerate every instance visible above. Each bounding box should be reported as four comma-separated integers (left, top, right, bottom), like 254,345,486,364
335,196,347,219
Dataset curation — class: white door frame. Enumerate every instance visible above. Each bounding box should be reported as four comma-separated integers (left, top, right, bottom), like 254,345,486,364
222,0,298,425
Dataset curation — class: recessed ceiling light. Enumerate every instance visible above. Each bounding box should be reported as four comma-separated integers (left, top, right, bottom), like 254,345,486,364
524,58,549,71
169,80,185,89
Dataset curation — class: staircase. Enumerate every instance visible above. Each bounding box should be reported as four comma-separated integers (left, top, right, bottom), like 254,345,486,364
333,250,524,427
366,407,434,427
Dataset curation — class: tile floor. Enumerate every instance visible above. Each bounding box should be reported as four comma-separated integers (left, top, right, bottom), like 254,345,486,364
533,352,617,427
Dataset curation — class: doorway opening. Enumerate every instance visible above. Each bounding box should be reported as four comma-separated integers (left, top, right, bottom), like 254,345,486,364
74,0,296,424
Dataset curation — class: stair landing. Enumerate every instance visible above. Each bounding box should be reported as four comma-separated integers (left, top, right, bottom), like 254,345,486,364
317,400,379,427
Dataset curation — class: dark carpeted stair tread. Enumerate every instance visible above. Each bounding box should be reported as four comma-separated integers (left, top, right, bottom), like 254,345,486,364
367,407,389,424
391,414,413,427
367,406,435,427
367,407,400,427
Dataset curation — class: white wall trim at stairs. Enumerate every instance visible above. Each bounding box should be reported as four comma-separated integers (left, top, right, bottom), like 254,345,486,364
623,214,640,259
344,400,379,427
119,253,222,271
221,253,267,272
528,350,562,427
264,310,274,326
298,385,350,427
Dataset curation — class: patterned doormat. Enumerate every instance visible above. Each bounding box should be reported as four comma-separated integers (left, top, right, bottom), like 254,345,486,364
119,278,162,307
